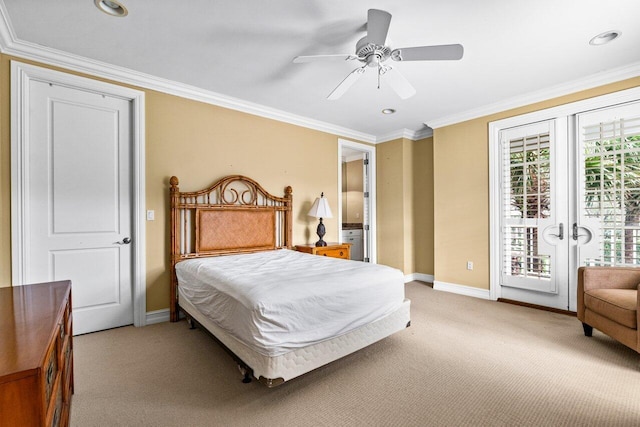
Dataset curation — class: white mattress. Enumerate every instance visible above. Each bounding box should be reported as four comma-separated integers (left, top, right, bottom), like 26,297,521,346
175,249,405,356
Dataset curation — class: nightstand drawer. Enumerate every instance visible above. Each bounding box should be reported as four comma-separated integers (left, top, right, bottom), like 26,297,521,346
315,246,349,259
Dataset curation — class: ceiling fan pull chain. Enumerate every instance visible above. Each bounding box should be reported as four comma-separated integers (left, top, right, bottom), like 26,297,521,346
377,64,381,89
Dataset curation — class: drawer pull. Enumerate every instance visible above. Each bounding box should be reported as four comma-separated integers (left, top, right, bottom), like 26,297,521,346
47,362,54,384
323,254,327,256
339,251,344,256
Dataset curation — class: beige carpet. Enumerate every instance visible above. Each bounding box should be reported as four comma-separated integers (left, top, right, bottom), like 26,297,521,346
70,282,640,426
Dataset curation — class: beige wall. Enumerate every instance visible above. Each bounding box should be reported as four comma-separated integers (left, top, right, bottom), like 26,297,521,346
377,138,405,271
413,137,434,275
402,138,415,274
433,77,640,290
376,136,434,275
0,54,351,313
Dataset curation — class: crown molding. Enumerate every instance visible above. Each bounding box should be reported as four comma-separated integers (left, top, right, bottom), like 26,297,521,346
376,127,433,143
0,3,389,144
426,61,640,129
411,127,434,140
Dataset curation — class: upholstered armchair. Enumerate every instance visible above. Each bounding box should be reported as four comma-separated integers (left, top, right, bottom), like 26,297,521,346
577,266,639,353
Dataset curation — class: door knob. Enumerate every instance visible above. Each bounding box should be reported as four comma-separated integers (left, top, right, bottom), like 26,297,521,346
117,237,132,245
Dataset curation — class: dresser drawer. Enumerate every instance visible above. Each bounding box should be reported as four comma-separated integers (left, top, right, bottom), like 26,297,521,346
45,375,63,427
61,336,73,403
43,330,59,407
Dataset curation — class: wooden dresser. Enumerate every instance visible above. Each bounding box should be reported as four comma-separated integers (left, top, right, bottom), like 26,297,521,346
295,242,351,260
0,281,73,427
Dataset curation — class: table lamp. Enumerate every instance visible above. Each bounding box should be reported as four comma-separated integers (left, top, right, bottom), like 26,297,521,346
308,192,333,247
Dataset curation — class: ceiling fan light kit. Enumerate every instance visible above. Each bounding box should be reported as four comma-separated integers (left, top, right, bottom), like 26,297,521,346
293,9,463,100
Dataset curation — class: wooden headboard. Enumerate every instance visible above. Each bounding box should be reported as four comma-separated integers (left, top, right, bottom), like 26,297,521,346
169,175,293,321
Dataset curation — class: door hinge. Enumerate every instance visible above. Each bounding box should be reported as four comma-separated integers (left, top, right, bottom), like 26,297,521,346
364,159,369,166
364,257,370,262
364,224,370,231
364,191,369,198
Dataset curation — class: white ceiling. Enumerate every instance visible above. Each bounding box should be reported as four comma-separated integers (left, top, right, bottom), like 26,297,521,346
2,0,640,142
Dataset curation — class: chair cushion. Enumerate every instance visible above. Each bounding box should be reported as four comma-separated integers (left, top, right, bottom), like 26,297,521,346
584,288,637,329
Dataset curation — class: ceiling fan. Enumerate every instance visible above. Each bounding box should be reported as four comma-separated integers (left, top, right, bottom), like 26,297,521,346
293,9,463,100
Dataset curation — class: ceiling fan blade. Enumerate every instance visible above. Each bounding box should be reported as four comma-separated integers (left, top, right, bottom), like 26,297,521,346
367,9,392,46
328,67,366,100
293,54,358,63
382,66,416,100
391,44,464,61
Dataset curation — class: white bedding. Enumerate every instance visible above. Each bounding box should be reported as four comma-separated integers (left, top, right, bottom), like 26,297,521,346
175,249,405,356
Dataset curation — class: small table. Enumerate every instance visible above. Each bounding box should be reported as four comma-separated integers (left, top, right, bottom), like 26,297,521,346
295,242,351,260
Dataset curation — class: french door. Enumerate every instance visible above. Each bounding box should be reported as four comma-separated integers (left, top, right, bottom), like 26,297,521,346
498,101,640,311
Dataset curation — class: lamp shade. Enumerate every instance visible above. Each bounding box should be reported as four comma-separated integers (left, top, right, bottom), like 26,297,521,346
308,193,333,219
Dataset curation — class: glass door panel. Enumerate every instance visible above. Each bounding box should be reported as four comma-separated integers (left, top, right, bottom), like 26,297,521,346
577,103,640,267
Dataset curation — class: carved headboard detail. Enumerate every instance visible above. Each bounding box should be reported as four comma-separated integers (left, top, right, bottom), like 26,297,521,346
169,175,293,321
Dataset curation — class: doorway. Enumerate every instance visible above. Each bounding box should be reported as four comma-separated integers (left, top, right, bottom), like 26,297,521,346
338,139,376,263
11,62,147,334
491,93,640,311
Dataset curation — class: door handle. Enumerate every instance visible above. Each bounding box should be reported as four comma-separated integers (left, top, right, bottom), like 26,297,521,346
572,223,593,242
116,237,132,245
550,223,564,240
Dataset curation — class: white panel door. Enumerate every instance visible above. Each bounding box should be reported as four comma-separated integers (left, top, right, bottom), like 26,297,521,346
27,80,134,335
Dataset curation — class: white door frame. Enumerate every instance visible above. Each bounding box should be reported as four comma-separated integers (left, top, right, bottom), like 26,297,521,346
338,138,377,263
489,86,640,304
11,61,147,327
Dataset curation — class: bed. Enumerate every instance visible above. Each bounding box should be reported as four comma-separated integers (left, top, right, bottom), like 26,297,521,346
169,175,411,387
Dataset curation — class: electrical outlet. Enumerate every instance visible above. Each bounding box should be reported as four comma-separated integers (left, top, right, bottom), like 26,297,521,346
146,210,155,221
467,261,473,270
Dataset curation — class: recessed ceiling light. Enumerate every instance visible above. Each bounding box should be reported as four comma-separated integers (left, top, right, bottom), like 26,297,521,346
382,108,396,115
589,30,621,46
94,0,128,17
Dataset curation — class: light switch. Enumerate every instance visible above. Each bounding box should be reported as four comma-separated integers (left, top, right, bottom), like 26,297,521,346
147,210,155,221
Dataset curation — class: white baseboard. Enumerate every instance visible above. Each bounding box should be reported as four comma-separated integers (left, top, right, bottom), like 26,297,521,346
433,280,492,300
404,273,434,283
146,309,170,325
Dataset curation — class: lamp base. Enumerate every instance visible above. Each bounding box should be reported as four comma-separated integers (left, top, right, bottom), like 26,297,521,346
315,218,327,247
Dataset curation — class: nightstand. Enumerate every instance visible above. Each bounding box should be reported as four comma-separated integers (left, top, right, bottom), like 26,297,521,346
295,243,351,260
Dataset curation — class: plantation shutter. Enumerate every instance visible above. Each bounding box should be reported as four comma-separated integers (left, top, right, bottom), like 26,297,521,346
579,106,640,267
502,128,552,283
